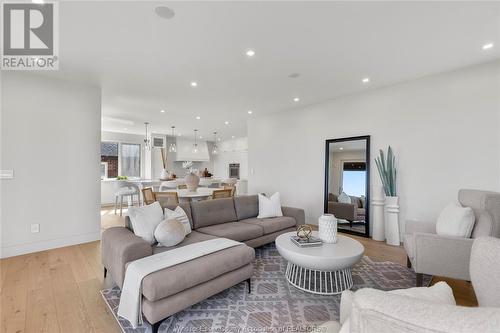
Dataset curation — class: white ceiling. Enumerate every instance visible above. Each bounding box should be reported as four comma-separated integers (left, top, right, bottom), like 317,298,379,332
42,1,500,140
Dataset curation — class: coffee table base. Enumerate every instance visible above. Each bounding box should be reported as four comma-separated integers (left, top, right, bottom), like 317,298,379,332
285,262,353,295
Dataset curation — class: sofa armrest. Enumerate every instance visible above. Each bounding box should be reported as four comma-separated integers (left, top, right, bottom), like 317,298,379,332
328,202,355,221
413,232,474,280
101,227,153,289
350,288,500,333
405,219,436,235
282,206,305,226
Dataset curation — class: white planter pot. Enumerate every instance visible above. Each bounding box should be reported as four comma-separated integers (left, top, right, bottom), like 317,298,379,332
160,169,169,181
385,196,400,246
371,186,385,241
318,214,338,243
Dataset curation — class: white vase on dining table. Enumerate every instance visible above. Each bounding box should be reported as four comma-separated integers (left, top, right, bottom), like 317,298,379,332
185,172,200,192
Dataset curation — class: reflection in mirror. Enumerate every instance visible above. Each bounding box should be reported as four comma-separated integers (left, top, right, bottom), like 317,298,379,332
324,136,370,237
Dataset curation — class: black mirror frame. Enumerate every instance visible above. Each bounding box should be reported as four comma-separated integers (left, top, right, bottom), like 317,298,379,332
324,135,371,238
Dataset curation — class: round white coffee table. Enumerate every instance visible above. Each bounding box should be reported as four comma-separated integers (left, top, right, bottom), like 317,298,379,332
275,231,364,295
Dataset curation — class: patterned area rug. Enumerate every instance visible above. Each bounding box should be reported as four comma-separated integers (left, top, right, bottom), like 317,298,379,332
101,243,431,333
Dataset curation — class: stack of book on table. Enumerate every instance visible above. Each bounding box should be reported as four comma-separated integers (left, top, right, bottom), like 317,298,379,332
290,235,323,247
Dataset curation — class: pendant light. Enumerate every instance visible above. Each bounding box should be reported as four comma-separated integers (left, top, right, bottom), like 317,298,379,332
168,126,177,152
192,129,198,153
143,122,151,150
212,132,219,155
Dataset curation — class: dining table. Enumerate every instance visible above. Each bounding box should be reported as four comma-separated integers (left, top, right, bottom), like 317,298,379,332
169,187,225,202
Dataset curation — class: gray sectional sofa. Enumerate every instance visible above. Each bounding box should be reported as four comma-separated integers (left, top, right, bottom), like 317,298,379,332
101,195,305,332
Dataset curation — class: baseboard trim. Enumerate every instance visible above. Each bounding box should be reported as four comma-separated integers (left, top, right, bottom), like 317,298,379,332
0,231,101,258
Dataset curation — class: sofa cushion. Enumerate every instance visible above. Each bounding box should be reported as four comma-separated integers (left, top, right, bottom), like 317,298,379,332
234,195,259,220
197,222,264,241
153,231,217,254
163,202,194,229
190,198,238,228
357,208,365,217
142,244,255,301
241,216,296,235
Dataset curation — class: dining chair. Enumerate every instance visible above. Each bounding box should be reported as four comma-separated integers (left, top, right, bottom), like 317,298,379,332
224,185,236,197
177,184,187,189
114,181,140,216
212,189,232,199
155,191,179,206
141,187,156,205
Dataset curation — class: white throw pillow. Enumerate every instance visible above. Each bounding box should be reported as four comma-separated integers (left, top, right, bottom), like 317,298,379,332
436,202,475,238
164,206,192,235
257,192,283,219
154,219,185,247
127,202,164,244
338,192,351,204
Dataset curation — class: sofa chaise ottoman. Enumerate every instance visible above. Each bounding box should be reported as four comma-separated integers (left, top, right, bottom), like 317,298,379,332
101,195,305,332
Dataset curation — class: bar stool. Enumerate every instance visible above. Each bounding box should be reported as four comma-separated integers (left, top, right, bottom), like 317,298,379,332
114,181,140,216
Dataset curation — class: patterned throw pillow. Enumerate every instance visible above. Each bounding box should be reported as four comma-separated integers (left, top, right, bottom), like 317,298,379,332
164,206,192,235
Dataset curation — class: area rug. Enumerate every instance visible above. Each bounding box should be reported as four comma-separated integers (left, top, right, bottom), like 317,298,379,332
101,243,431,333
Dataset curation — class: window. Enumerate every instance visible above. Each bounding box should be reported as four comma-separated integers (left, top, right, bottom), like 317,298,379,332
101,142,118,178
120,143,141,178
342,162,366,197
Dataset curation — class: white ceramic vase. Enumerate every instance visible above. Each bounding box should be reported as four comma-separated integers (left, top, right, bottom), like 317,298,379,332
160,169,169,181
371,185,385,241
384,196,400,246
185,172,200,192
318,214,338,243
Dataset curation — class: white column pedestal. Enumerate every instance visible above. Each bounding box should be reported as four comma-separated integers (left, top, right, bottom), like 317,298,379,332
371,186,385,241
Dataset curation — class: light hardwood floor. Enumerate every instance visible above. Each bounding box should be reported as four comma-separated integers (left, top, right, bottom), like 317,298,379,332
1,212,476,333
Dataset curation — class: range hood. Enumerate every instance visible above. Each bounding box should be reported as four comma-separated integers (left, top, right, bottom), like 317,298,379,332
174,138,210,161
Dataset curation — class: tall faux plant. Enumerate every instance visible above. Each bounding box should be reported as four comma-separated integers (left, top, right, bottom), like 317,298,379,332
375,146,397,197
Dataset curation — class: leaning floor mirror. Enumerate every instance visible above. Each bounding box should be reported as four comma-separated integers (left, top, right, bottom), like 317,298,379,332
324,136,370,237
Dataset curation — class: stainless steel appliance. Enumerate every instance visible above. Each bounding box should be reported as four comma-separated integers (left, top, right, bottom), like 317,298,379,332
229,163,240,179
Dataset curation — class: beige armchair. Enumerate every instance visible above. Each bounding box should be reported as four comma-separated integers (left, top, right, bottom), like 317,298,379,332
404,189,500,286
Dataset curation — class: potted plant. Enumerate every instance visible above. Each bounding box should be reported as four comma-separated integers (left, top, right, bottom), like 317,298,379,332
375,146,400,246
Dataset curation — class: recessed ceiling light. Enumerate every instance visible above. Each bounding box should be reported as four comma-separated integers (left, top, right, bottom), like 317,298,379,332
124,128,128,130
246,49,256,57
293,97,300,102
178,133,182,137
482,43,494,50
190,81,198,87
231,136,235,139
339,147,344,150
224,121,229,125
199,136,203,139
32,0,44,3
218,138,221,141
155,6,175,20
247,110,253,114
160,109,165,113
362,77,370,83
196,116,201,120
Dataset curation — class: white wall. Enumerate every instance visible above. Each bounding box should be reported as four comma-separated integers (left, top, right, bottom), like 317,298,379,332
1,72,101,258
248,61,500,235
213,137,248,179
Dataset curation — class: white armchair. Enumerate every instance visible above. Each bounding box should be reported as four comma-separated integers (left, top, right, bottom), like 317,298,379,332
320,237,500,333
404,189,500,285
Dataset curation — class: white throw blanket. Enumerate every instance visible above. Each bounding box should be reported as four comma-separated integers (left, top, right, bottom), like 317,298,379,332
117,238,242,327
